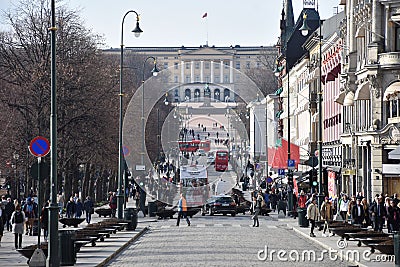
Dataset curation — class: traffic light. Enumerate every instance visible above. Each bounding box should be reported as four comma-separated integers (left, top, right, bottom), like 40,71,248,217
287,173,293,186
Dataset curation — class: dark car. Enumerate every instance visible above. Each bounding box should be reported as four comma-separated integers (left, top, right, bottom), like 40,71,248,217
202,195,236,216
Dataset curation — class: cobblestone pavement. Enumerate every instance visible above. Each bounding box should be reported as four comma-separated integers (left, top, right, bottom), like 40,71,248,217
106,214,351,267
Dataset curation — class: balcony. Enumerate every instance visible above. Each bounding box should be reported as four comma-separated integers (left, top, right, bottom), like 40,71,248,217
378,52,400,68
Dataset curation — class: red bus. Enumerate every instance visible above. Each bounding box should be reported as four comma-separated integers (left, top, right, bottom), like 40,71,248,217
179,140,211,153
215,150,229,172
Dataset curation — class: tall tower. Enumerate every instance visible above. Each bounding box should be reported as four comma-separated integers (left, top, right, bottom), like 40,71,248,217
280,0,295,56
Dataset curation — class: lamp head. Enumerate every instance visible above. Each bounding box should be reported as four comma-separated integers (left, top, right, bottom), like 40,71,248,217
151,62,159,76
132,19,143,38
299,13,311,36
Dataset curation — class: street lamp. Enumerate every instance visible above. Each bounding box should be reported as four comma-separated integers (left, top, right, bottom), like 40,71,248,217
300,11,324,207
118,10,142,220
141,56,159,168
13,152,19,200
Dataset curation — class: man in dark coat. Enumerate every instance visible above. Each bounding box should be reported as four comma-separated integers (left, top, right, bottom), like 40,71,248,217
351,198,365,225
369,195,386,232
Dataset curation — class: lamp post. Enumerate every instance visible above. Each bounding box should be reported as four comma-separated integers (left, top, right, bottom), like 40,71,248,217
300,12,324,207
47,1,60,265
118,10,143,219
141,56,159,168
13,152,19,200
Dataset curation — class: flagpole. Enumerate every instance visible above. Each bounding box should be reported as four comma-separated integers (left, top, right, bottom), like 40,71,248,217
206,16,208,46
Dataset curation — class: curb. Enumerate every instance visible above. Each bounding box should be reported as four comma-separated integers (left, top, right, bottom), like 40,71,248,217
288,223,368,267
96,227,149,267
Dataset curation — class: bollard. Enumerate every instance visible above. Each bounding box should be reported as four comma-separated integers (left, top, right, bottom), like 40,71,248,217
394,232,400,267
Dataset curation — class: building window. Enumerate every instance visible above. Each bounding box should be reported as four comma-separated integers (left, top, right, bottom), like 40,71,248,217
164,57,168,59
389,98,399,118
215,64,220,69
194,89,201,101
186,62,190,69
185,76,190,83
257,62,261,68
205,76,210,83
224,61,229,69
205,62,210,69
235,62,240,69
246,62,250,69
396,26,400,52
174,76,178,83
163,62,168,69
195,62,200,69
185,89,191,100
214,88,221,101
224,88,230,102
195,75,200,82
215,76,220,82
224,75,229,83
174,62,179,69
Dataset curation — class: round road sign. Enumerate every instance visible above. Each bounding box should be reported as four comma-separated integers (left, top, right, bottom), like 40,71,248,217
29,136,50,157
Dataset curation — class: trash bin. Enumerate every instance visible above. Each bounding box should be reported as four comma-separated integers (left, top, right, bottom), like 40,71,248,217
59,229,76,266
148,201,157,217
124,208,138,230
297,207,309,227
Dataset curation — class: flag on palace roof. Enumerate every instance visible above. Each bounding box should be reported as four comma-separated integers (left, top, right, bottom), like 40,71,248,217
202,12,207,18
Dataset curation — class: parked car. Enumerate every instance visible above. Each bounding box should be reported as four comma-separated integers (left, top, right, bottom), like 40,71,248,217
202,195,236,216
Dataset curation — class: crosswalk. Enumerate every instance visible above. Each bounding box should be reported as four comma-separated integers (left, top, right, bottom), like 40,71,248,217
159,224,278,228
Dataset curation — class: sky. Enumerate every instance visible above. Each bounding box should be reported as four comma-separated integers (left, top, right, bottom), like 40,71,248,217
0,0,344,49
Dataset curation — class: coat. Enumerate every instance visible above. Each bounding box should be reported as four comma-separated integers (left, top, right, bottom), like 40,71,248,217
320,201,333,221
307,203,320,221
10,210,26,234
351,204,365,222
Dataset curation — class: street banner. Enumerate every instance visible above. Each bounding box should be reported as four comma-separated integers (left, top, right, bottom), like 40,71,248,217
328,171,337,199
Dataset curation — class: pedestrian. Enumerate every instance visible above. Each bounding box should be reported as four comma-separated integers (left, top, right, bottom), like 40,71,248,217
361,198,370,227
40,201,49,241
307,198,319,237
252,192,263,227
0,203,3,246
109,192,117,217
23,197,37,235
370,195,386,232
320,197,333,237
57,192,65,218
388,199,400,232
4,197,15,231
337,194,349,222
75,198,83,218
10,204,25,249
298,190,307,208
176,193,190,226
65,197,76,218
351,198,365,225
83,196,94,224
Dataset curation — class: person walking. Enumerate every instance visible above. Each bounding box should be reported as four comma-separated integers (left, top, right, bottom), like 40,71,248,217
320,197,333,237
338,194,349,222
370,195,386,232
40,201,49,241
307,198,319,237
10,204,25,249
252,192,263,227
5,197,15,231
65,197,76,218
75,198,83,218
351,198,365,225
0,203,3,246
109,192,117,217
83,196,94,224
23,197,37,236
176,193,190,226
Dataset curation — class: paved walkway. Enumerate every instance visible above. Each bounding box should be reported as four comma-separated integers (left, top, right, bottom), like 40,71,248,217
0,200,149,266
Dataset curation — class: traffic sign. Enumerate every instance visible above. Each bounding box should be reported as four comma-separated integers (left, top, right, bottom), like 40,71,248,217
287,159,295,170
122,145,130,157
30,161,50,180
29,136,50,157
278,169,285,177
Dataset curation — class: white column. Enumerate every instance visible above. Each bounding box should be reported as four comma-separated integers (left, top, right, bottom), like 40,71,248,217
220,60,224,83
210,60,214,83
229,60,233,83
181,60,184,83
200,60,204,83
191,61,194,83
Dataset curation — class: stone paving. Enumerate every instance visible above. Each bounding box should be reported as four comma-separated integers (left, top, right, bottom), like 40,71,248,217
106,214,351,267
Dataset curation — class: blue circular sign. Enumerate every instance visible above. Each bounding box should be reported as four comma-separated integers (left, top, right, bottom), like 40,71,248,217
29,136,50,157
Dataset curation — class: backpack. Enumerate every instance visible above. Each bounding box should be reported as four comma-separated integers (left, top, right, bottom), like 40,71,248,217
14,211,23,224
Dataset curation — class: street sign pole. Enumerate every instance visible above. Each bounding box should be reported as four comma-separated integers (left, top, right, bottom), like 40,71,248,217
37,157,41,248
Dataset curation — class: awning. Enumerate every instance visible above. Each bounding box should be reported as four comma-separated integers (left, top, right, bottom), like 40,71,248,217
268,138,300,169
343,91,355,106
389,145,400,160
334,91,346,105
384,82,400,101
354,82,370,100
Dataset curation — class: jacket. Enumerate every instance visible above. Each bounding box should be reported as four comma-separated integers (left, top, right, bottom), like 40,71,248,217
320,201,333,221
307,203,320,221
178,198,187,212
